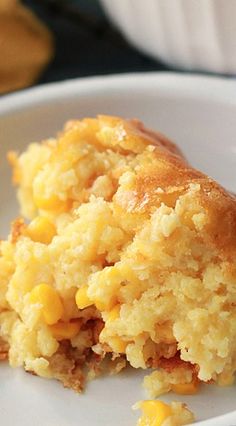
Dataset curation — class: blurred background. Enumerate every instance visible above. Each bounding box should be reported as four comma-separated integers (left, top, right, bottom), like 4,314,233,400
25,0,167,82
1,0,235,95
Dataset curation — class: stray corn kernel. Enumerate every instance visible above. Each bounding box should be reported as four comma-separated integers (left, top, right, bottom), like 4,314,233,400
27,216,56,244
171,380,199,395
29,283,64,325
107,304,120,322
135,400,172,426
50,320,81,341
75,286,93,309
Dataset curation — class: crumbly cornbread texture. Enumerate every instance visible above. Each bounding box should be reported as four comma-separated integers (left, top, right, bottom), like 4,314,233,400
1,116,236,400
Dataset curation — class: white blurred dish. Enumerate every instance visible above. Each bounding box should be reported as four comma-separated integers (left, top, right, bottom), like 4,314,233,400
100,0,236,74
0,72,236,425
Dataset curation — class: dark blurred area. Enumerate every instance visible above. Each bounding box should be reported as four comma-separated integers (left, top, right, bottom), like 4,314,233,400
1,0,233,95
22,0,168,85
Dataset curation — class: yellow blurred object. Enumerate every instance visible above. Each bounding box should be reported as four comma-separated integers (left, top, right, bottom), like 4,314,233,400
0,0,53,94
29,283,64,325
50,320,82,341
137,400,172,426
27,216,56,244
75,286,93,310
171,380,199,395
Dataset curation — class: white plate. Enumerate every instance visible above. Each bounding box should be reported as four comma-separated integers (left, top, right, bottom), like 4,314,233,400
0,73,236,426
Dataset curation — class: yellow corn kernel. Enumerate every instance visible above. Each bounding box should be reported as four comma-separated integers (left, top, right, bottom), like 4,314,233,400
94,297,117,312
137,400,172,426
171,380,199,395
29,283,64,325
50,320,81,341
75,286,93,309
107,304,120,322
34,193,70,212
27,216,56,244
94,300,107,311
107,336,127,354
99,329,127,353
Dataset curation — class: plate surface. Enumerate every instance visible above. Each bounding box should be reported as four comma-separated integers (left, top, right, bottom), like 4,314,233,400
0,73,236,426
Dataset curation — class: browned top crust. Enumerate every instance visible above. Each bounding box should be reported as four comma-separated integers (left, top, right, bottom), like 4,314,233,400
107,117,236,262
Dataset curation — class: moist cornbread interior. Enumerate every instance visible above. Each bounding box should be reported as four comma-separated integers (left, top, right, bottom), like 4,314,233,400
1,115,236,395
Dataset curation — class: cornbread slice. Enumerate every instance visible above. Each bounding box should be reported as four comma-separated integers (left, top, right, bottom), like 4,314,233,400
1,116,236,404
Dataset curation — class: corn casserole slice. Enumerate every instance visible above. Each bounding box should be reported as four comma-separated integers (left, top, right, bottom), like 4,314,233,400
0,116,235,421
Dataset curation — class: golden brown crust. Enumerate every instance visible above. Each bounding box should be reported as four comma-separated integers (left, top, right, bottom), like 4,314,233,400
134,167,236,261
0,337,9,361
48,341,86,392
158,353,196,375
47,339,126,391
129,118,186,160
10,217,26,244
111,119,236,261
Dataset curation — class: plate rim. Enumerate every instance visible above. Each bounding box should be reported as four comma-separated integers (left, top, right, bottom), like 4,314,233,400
1,72,236,117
